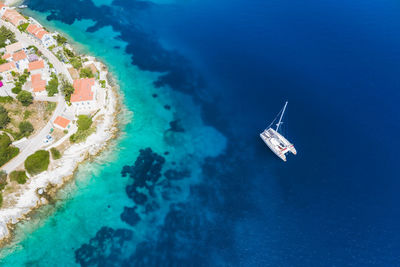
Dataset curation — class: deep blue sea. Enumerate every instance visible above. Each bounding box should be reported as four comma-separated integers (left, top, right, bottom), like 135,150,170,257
1,0,400,266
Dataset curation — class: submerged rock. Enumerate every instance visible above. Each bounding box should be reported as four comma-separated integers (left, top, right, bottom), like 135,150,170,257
75,227,133,266
120,207,141,226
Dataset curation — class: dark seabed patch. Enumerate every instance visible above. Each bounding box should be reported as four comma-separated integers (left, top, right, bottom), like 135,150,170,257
75,144,253,266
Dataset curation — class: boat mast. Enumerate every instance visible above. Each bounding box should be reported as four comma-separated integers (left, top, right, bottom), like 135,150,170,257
276,101,288,132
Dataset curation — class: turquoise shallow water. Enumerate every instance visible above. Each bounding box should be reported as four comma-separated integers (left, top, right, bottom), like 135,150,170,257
2,0,400,265
0,8,225,266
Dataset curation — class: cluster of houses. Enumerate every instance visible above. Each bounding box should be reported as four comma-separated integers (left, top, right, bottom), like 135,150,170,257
0,2,56,48
0,2,103,135
0,41,49,94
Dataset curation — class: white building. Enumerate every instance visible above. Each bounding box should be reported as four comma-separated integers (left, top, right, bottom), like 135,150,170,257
70,78,98,115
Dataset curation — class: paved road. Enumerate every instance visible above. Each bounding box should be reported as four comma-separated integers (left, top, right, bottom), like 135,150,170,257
0,20,72,173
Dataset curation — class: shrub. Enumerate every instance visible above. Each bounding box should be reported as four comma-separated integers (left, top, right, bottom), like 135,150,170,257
69,127,95,143
23,110,32,119
79,67,94,78
99,80,106,88
0,193,2,207
0,134,19,167
50,147,61,160
17,90,33,106
0,58,7,64
0,105,9,129
0,170,7,190
9,170,28,184
55,35,67,46
24,150,50,175
11,84,22,94
46,74,59,96
70,57,82,69
18,121,34,137
77,115,92,131
70,115,94,143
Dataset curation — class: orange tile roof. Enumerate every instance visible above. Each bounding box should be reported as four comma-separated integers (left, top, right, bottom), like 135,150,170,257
70,78,95,102
31,73,46,92
36,30,49,40
0,3,6,9
12,50,27,61
2,9,27,26
0,62,16,72
1,53,11,60
27,24,41,35
54,116,71,129
27,24,50,40
28,60,44,71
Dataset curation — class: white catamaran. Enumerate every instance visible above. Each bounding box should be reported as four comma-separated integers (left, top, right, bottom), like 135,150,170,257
260,101,297,161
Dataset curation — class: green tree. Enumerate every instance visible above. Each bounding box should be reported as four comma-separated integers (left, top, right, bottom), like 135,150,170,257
79,67,94,78
18,121,34,137
46,74,59,96
55,35,67,46
63,48,75,58
0,105,9,129
61,80,75,102
16,90,33,106
50,147,61,160
9,170,28,184
0,26,16,47
24,150,50,175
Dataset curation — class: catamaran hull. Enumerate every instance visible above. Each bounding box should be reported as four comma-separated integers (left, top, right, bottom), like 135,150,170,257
260,133,287,161
260,128,296,162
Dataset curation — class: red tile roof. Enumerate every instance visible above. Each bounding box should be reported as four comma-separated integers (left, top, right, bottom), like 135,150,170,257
12,50,27,61
0,62,16,72
70,78,95,102
0,2,6,9
28,60,44,71
54,116,70,129
31,73,46,92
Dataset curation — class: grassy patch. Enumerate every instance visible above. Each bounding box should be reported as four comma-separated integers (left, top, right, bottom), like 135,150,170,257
0,97,13,104
46,102,57,114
